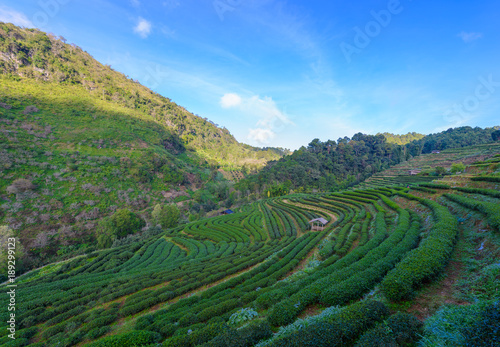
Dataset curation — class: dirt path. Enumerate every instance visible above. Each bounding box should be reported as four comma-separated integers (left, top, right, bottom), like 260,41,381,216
406,258,468,320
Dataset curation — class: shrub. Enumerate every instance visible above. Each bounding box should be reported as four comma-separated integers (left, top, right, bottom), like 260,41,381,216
266,301,389,346
202,321,272,347
356,312,423,346
462,301,500,346
6,179,35,194
228,308,258,326
381,193,458,301
86,330,162,346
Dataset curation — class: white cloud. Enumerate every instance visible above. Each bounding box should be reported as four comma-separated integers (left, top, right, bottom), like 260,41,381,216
134,17,152,38
247,96,293,131
248,128,275,143
220,93,293,144
130,0,141,7
458,31,482,43
220,93,242,108
0,6,33,28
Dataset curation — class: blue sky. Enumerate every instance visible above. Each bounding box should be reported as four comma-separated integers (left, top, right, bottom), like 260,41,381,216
1,0,499,149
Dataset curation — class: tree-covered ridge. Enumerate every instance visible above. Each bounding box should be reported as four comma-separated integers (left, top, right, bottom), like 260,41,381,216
406,126,499,155
379,132,425,145
237,133,408,193
0,22,284,168
237,126,500,195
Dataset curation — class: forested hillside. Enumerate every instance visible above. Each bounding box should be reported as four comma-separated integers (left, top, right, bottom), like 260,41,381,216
379,132,425,145
0,22,284,168
237,133,407,194
405,126,498,155
0,22,285,273
237,127,499,195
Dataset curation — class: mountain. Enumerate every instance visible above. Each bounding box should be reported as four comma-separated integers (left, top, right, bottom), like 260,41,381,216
0,22,284,168
0,22,285,270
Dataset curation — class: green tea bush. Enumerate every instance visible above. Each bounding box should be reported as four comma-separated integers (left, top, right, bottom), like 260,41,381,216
202,321,272,347
266,301,389,347
462,301,500,346
86,330,162,346
444,193,500,231
381,193,458,301
471,176,500,182
228,308,259,326
355,312,423,346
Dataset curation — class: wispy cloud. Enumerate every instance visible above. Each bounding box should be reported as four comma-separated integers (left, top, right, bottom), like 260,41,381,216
134,17,152,38
248,128,275,143
0,6,33,28
220,93,242,108
160,25,176,39
130,0,141,8
458,31,482,43
220,93,294,144
163,0,180,10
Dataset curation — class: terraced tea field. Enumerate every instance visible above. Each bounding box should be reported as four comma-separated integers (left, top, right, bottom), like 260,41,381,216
358,142,500,189
1,149,499,346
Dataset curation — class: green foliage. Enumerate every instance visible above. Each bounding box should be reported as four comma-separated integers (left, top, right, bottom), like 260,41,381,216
202,321,273,347
228,308,259,326
445,193,500,231
0,225,25,277
471,175,500,183
451,162,466,173
86,330,162,346
96,209,145,249
420,302,497,346
355,312,423,346
406,126,498,155
379,132,425,145
462,301,500,346
265,301,389,347
380,193,458,301
492,129,500,141
238,133,406,192
111,209,145,237
152,204,181,229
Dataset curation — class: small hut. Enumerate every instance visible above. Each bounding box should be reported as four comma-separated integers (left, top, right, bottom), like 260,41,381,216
309,218,328,231
220,209,234,215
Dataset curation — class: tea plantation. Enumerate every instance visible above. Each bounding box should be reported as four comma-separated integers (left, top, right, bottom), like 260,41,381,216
0,147,499,346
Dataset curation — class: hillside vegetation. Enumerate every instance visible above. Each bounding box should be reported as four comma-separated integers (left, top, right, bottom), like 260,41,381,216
236,127,499,195
0,144,498,346
0,22,286,271
0,22,285,168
